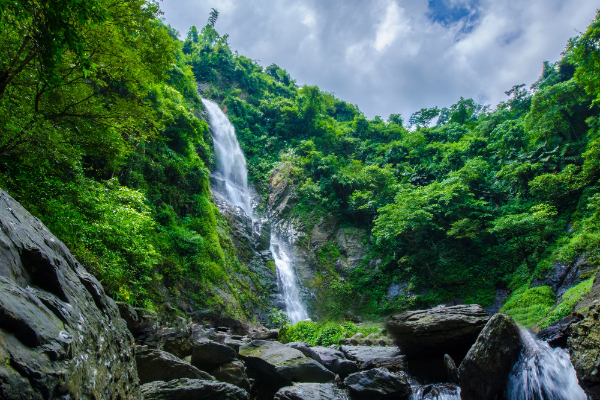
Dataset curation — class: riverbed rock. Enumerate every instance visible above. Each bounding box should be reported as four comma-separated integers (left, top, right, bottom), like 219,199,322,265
274,382,350,400
210,360,251,391
141,378,249,400
458,313,522,400
344,368,411,399
192,338,239,371
312,346,345,368
360,356,406,373
569,306,600,395
239,340,334,386
162,336,194,359
340,345,401,364
286,342,323,364
386,304,490,360
136,348,215,384
537,314,583,348
444,354,459,383
0,189,139,399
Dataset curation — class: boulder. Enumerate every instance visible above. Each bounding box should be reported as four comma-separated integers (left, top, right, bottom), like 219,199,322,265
162,336,194,359
444,354,458,384
192,339,238,372
239,340,334,387
344,368,411,399
312,346,345,369
360,356,406,373
286,342,323,364
136,349,214,384
386,304,490,360
537,314,583,348
569,306,600,395
250,328,279,340
340,345,401,364
224,336,251,352
210,361,251,392
458,313,522,400
274,382,350,400
330,359,358,378
0,189,138,399
141,378,249,400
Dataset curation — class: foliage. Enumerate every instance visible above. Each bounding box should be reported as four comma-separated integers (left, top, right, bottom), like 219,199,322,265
501,286,556,328
540,277,594,329
279,320,382,346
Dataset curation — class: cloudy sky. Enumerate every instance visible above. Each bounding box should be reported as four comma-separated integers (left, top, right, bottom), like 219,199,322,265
160,0,598,119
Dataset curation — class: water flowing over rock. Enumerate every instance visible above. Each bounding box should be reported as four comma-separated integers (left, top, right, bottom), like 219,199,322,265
508,328,586,400
409,384,460,400
0,189,138,399
271,237,309,323
203,98,253,217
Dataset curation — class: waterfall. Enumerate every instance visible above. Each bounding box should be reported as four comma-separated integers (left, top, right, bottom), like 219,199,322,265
507,329,586,400
202,98,253,218
202,98,308,322
270,236,309,324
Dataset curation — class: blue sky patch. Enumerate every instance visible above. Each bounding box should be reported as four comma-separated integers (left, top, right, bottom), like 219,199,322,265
427,0,482,33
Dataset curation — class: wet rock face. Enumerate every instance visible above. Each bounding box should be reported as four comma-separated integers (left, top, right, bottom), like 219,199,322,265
141,378,249,400
458,313,522,400
537,314,583,348
136,348,215,384
274,382,350,400
0,189,138,399
569,306,600,395
210,360,251,392
386,304,490,360
344,368,411,400
192,339,238,372
340,345,401,364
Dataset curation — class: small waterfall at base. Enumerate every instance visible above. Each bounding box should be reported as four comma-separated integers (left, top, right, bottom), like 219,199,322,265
507,329,586,400
270,236,308,324
201,98,253,218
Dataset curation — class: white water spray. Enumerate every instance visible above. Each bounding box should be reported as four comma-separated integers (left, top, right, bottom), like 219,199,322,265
202,98,253,218
270,237,309,324
507,329,586,400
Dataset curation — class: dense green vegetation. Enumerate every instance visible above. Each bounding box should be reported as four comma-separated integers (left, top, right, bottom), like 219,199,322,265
2,1,600,329
182,10,600,324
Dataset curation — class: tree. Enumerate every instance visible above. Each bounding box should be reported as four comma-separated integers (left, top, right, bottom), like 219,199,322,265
388,113,403,126
208,8,219,28
187,26,199,43
409,107,439,128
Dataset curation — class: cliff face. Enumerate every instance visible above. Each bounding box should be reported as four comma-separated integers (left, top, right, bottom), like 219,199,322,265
0,189,139,399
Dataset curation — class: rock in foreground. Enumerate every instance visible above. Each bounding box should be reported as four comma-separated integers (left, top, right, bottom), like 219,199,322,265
136,348,214,384
239,340,334,387
0,189,138,399
340,345,401,364
458,313,522,400
344,368,411,399
386,304,490,359
141,378,249,400
274,383,349,400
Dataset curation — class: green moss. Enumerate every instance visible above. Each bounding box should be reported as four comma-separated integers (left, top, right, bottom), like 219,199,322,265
540,277,594,329
501,285,555,328
266,261,276,273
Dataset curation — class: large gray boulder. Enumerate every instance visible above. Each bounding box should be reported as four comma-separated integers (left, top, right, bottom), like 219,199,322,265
141,378,249,400
192,339,238,371
239,340,334,387
569,306,600,395
0,189,138,399
386,304,490,359
136,348,215,384
311,346,345,368
360,356,406,373
344,368,411,399
210,360,251,392
162,336,194,359
274,382,350,400
340,345,401,364
458,313,522,400
286,342,322,364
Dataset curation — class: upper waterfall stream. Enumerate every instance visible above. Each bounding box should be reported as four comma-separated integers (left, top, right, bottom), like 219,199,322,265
202,98,308,323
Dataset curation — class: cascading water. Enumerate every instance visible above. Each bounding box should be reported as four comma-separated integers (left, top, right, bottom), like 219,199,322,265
507,329,587,400
202,97,308,322
270,237,309,324
202,98,253,218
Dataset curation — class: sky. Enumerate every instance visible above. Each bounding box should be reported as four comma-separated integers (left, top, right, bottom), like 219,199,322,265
159,0,599,119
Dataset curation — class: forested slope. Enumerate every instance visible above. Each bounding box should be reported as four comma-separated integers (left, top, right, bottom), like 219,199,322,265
2,1,600,330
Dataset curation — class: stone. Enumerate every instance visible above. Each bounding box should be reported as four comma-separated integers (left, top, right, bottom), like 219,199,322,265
330,359,358,378
210,361,251,392
250,328,279,340
239,340,334,387
141,378,249,400
360,356,406,373
340,345,401,364
444,354,459,383
162,336,194,359
274,382,350,400
458,313,522,400
386,304,490,360
136,349,215,384
344,368,411,399
192,339,238,372
537,314,583,348
311,346,346,369
569,306,600,395
0,189,138,399
286,342,323,364
224,336,251,352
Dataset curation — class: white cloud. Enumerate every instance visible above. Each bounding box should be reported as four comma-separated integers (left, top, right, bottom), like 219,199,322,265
374,2,404,51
